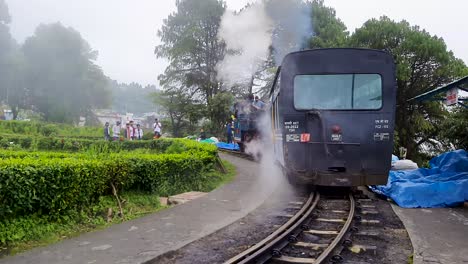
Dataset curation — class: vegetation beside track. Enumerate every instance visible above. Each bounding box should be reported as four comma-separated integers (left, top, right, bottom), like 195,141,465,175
0,136,235,256
0,120,102,138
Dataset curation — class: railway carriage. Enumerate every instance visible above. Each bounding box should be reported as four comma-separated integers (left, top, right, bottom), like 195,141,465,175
270,48,397,186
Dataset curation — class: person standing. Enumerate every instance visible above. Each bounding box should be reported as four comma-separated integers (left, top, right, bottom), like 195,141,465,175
153,118,162,139
253,96,266,110
104,122,111,140
199,128,207,141
135,124,144,140
112,121,121,141
125,123,130,140
226,120,233,144
129,121,135,140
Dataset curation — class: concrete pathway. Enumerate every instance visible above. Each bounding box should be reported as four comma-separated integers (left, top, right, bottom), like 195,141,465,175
1,154,277,264
392,205,468,264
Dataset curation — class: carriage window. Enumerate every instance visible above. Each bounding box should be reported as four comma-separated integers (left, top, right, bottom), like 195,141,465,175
294,74,382,110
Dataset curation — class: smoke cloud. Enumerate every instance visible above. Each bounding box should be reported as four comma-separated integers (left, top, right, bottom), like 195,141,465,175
266,0,313,66
216,3,274,87
216,0,313,86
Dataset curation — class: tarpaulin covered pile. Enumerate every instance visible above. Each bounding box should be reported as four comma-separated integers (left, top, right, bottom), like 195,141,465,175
215,142,240,151
371,150,468,208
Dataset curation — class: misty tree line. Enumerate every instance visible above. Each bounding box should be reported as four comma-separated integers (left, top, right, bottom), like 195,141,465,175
156,0,467,163
0,0,156,124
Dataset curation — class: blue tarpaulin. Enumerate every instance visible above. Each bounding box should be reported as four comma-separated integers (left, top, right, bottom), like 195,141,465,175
372,150,468,208
216,142,240,151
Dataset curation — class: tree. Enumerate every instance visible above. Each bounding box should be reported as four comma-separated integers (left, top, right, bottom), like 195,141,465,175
309,0,348,48
441,107,468,150
22,23,111,123
206,92,234,135
348,16,468,161
155,0,226,131
0,0,9,24
0,0,27,119
110,81,158,115
152,87,204,137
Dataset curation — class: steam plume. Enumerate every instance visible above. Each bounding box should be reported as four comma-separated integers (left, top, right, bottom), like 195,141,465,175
216,3,274,87
216,0,313,86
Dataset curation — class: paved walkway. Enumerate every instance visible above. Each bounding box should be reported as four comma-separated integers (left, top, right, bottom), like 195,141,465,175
392,205,468,264
1,154,277,264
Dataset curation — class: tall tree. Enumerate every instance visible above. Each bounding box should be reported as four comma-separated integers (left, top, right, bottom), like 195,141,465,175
0,0,13,101
155,0,226,135
22,23,111,123
348,16,468,161
0,0,26,119
309,0,348,48
152,87,204,137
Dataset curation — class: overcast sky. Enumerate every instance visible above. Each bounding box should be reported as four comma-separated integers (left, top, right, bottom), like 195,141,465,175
6,0,468,86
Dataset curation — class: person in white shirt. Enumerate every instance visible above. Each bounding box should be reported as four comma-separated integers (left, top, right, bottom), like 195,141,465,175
112,121,121,140
135,124,144,140
153,118,162,139
129,121,135,140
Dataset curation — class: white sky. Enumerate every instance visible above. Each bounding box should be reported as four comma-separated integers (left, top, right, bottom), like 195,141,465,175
6,0,468,86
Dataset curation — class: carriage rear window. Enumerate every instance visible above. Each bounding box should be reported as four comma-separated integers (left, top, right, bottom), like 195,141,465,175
294,74,382,110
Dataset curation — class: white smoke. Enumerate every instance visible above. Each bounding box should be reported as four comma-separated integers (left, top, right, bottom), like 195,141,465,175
245,111,290,192
216,3,274,87
216,0,313,86
266,0,313,65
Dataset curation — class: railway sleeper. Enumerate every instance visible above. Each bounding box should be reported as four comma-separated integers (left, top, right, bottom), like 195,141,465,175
359,210,378,215
272,255,316,264
354,230,379,237
347,244,377,255
316,218,346,223
331,210,348,214
357,204,375,209
304,229,339,235
292,242,329,250
358,219,380,225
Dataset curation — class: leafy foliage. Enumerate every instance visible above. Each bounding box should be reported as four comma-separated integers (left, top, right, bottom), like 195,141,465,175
0,140,218,220
155,0,230,136
0,120,102,138
152,88,205,137
309,0,348,48
440,107,468,150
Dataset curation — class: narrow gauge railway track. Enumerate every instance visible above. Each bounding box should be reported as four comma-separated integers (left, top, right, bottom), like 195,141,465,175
225,192,356,264
218,148,256,161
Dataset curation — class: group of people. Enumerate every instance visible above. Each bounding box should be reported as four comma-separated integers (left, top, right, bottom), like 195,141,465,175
104,118,162,141
226,94,267,144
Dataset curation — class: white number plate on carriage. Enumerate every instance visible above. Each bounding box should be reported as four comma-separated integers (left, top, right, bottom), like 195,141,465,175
331,134,342,142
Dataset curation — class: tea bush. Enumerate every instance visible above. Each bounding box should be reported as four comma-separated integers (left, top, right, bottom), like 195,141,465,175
0,134,217,154
0,146,218,220
0,120,102,138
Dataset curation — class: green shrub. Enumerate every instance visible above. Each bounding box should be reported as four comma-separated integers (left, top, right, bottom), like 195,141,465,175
0,121,102,138
0,148,218,220
0,134,218,156
0,158,109,219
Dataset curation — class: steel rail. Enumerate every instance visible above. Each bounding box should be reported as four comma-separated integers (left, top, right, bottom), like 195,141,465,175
314,193,355,264
224,192,318,264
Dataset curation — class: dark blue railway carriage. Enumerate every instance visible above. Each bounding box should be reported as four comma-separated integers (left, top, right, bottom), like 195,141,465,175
270,48,397,186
